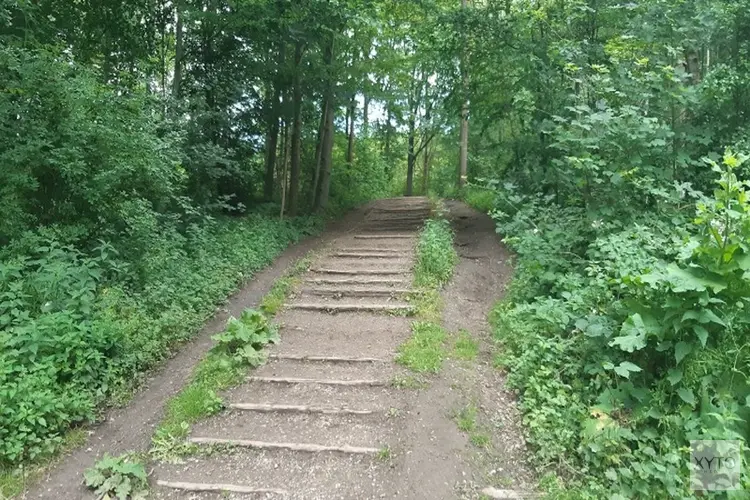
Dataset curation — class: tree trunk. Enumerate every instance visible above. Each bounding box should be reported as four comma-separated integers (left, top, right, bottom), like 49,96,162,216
312,98,327,208
264,43,285,201
422,144,431,195
172,6,184,100
406,113,416,196
363,95,370,136
458,0,469,190
384,104,392,157
346,94,356,164
288,42,303,216
279,120,290,218
315,35,336,212
317,102,335,210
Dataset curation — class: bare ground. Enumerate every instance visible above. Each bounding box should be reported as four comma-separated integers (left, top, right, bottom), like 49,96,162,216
25,198,535,500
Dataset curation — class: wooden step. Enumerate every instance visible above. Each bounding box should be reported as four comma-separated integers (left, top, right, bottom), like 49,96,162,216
354,234,414,239
247,376,387,386
269,354,387,363
228,403,375,415
304,288,412,298
287,303,413,314
305,278,408,286
332,252,408,259
311,268,407,275
157,480,287,496
188,437,380,455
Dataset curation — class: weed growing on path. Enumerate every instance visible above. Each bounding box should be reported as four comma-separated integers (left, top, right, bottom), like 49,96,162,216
84,454,149,500
260,256,312,315
414,219,458,289
396,322,447,373
455,404,478,432
376,446,392,462
453,330,479,361
150,308,277,463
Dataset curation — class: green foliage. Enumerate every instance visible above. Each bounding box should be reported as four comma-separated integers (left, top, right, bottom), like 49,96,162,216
0,215,319,468
455,404,478,433
487,152,750,496
152,308,278,462
396,322,447,373
260,257,312,315
453,330,479,361
414,219,458,289
212,309,280,367
83,454,148,500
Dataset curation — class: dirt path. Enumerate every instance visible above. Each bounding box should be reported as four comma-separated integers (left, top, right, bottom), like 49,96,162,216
30,198,535,499
26,207,368,500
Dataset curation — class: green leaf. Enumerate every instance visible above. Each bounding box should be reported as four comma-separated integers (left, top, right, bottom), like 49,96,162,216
613,361,642,379
667,368,683,386
675,341,692,364
693,325,709,347
698,309,725,327
605,468,617,481
677,387,696,406
609,314,647,352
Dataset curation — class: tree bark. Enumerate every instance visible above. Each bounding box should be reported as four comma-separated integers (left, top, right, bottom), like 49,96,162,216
363,95,370,136
458,0,469,189
406,113,416,196
263,42,285,201
288,42,303,216
422,144,431,195
384,104,392,157
279,119,290,218
346,94,356,164
172,6,184,100
315,35,336,212
312,98,327,208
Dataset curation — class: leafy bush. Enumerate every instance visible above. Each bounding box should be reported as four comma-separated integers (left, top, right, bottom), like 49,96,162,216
415,219,458,288
84,454,149,500
488,151,750,497
0,215,321,468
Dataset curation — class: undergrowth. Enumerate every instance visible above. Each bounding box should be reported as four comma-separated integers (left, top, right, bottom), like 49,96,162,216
414,218,458,289
0,213,321,494
475,152,750,498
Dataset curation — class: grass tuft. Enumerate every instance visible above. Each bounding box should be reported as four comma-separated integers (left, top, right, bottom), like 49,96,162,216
414,219,458,289
260,256,312,315
455,404,478,432
396,322,447,373
453,330,479,361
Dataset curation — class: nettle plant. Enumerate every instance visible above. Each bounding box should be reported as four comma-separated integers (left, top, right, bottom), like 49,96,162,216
580,151,750,496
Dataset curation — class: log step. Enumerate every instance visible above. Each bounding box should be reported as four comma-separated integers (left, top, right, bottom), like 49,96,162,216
269,354,387,363
247,376,387,386
228,403,375,415
305,278,408,286
188,437,380,455
354,234,414,239
311,268,408,275
287,303,414,313
304,288,412,297
332,252,408,258
336,248,405,253
157,480,287,496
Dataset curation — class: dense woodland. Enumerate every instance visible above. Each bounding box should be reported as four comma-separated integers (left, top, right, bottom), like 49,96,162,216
2,0,750,497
